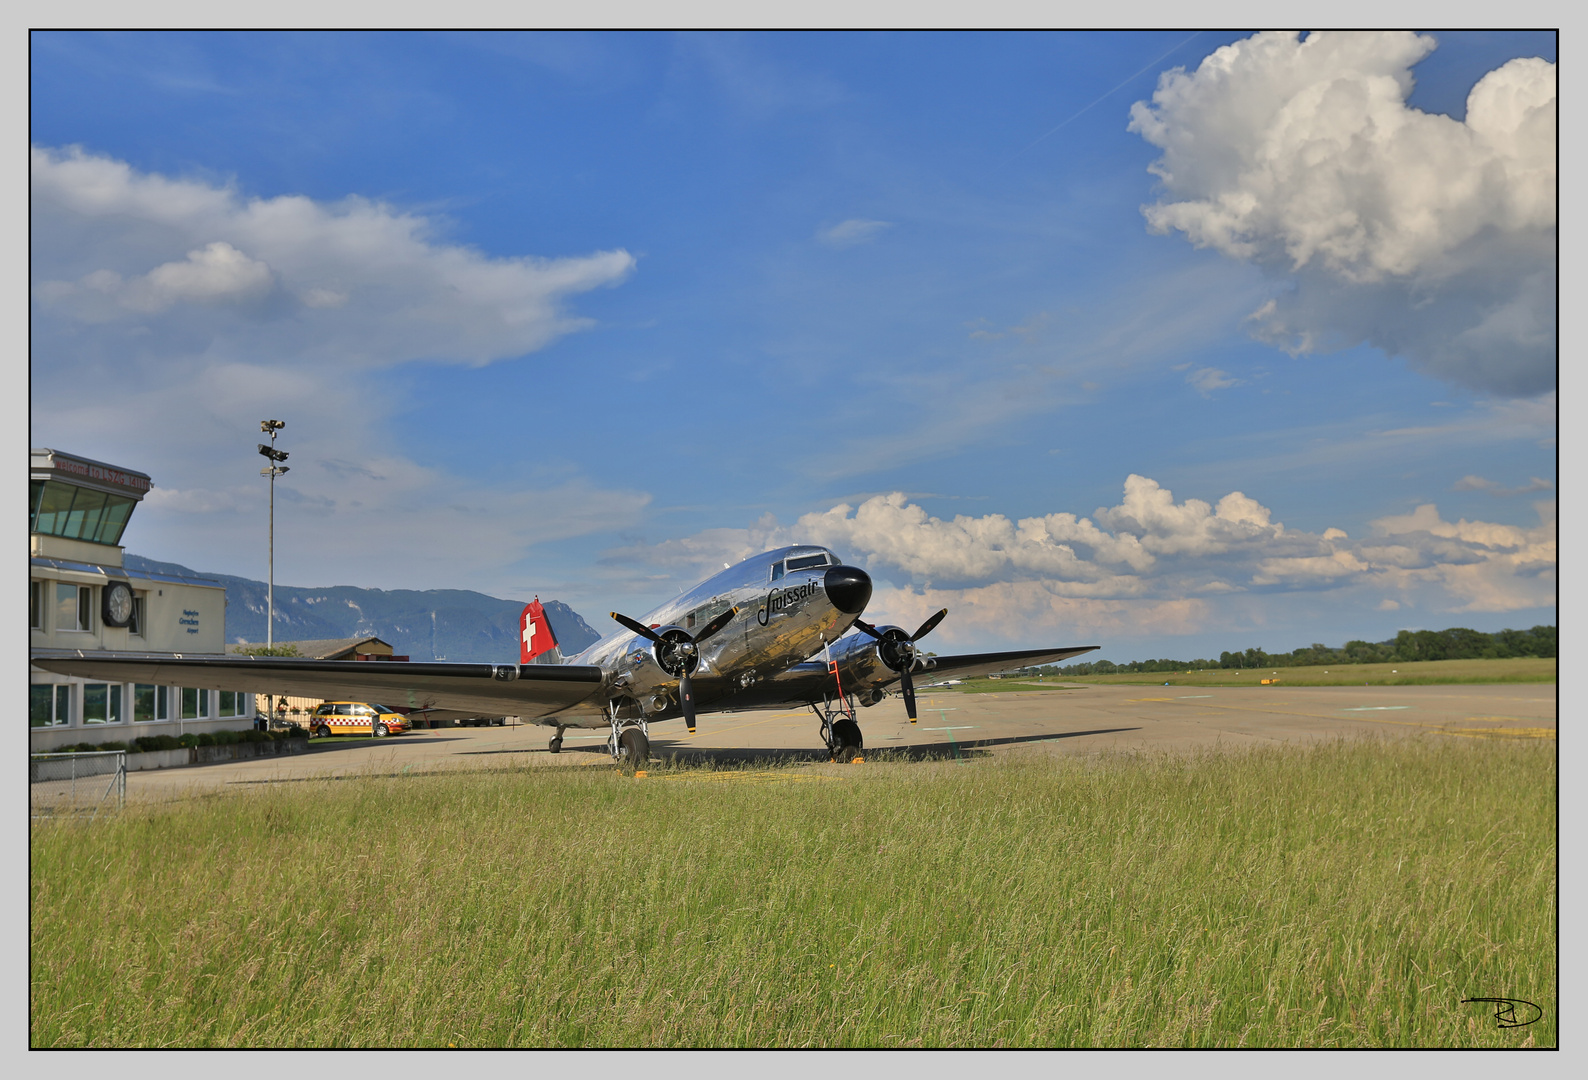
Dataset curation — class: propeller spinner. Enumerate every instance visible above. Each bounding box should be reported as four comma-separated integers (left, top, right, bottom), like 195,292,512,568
610,606,739,733
852,608,947,723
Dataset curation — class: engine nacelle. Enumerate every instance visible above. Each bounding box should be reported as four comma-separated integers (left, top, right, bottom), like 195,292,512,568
825,627,920,698
645,624,698,678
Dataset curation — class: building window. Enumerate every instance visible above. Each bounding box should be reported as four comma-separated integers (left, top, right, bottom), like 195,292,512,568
157,685,169,721
83,683,121,724
181,688,210,720
133,684,157,722
55,583,92,632
30,684,71,727
30,581,43,630
129,594,145,637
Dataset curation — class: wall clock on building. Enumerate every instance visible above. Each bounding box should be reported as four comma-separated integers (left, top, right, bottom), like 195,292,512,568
102,581,134,628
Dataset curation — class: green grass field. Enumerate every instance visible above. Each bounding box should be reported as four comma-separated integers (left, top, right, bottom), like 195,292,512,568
956,656,1557,691
31,738,1555,1047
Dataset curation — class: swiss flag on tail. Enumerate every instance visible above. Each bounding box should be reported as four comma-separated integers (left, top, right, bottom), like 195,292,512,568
521,597,561,664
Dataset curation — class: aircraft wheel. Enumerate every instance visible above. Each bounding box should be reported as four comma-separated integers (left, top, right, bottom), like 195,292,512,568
831,718,863,763
548,736,563,754
618,727,649,766
373,722,389,738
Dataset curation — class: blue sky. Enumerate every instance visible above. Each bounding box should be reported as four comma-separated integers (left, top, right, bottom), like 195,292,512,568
29,30,1557,660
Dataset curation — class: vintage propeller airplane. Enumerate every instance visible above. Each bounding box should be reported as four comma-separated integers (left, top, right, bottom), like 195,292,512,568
32,545,1097,763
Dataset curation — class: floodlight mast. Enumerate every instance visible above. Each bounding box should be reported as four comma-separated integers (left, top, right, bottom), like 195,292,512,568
258,421,288,660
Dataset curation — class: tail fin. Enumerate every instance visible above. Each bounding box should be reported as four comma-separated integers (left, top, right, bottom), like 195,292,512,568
521,597,562,664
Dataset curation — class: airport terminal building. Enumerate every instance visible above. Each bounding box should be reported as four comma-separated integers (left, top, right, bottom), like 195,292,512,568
29,448,255,751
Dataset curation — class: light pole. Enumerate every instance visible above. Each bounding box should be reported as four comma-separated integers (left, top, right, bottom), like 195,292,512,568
258,421,289,725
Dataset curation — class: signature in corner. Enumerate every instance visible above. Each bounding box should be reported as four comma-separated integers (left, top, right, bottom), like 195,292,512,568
1462,997,1543,1029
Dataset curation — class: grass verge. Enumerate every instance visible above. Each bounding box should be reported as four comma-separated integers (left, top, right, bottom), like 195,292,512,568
31,738,1554,1047
986,657,1557,689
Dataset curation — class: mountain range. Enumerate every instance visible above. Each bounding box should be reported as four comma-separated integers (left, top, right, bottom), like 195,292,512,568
123,555,602,664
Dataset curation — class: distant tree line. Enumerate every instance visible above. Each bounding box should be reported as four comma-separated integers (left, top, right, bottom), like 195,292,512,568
1038,625,1556,676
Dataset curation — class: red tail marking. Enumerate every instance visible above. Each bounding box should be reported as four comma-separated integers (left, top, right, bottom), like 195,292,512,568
520,597,560,663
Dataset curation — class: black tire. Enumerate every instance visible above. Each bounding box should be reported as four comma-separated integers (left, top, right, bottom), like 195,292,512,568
315,724,332,739
548,736,563,754
831,718,863,763
373,722,389,738
618,727,649,765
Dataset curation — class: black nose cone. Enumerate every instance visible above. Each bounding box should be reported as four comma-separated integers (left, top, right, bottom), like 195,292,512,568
824,565,873,615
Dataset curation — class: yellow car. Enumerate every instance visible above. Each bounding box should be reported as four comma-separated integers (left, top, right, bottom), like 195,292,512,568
309,701,411,738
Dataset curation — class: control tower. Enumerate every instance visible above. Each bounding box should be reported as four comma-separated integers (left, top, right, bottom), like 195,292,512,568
30,448,253,750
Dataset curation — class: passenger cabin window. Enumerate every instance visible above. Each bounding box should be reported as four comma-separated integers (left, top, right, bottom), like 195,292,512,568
687,601,733,631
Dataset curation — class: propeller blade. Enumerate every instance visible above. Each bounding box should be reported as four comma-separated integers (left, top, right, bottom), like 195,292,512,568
610,611,663,643
899,663,917,723
852,619,882,639
911,608,948,642
680,672,696,734
693,605,739,644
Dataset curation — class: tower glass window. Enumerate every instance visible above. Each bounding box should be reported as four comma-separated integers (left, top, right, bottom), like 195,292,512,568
30,480,139,545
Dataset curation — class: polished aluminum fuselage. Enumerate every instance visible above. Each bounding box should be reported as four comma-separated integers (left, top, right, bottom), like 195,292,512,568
559,546,861,726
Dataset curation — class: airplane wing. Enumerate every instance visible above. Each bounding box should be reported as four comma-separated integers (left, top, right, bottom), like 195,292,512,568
722,645,1100,711
911,645,1099,681
29,650,605,720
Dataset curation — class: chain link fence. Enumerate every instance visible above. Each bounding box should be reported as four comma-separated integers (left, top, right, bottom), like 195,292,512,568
31,751,126,818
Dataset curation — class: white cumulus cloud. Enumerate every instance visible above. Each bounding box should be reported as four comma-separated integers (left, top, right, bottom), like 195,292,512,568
608,476,1556,646
29,146,650,594
30,144,636,368
1129,31,1555,397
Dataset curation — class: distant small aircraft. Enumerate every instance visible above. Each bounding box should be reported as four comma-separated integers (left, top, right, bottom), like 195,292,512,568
34,546,1096,763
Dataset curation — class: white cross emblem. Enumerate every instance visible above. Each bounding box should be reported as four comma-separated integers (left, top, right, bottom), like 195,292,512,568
522,617,538,653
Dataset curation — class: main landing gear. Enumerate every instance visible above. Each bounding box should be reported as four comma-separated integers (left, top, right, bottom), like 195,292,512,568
816,694,864,764
608,709,650,766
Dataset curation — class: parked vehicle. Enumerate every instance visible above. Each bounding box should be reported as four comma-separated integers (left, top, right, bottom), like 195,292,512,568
308,702,411,738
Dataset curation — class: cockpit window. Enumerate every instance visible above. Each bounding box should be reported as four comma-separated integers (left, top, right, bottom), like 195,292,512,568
785,554,830,572
770,563,784,581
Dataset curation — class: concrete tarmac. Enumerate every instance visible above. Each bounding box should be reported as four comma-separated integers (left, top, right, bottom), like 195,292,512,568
117,681,1555,801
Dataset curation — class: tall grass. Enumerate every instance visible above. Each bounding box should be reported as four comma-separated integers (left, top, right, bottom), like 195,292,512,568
31,738,1555,1047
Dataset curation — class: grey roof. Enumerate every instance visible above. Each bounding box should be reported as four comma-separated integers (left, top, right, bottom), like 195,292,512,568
31,556,221,588
227,636,393,660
